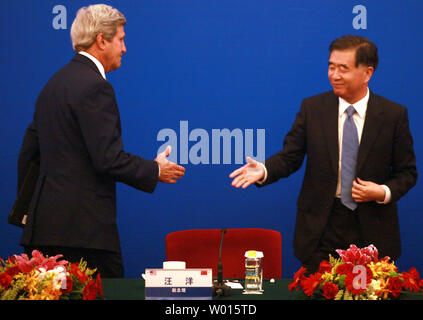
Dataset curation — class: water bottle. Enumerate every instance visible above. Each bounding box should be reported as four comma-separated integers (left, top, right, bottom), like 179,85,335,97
243,250,264,294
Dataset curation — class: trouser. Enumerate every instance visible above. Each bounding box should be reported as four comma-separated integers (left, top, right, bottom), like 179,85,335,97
302,198,364,274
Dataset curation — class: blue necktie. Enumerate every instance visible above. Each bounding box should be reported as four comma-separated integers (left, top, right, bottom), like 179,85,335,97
341,106,359,210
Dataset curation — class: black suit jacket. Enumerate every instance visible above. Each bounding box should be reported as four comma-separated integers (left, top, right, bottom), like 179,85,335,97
262,90,417,262
18,54,159,253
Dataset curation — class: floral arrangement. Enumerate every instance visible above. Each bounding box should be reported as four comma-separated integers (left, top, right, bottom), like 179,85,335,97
289,244,423,300
0,250,104,300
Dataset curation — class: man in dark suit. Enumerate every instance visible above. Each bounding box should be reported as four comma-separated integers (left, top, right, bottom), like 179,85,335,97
17,4,185,278
229,35,417,273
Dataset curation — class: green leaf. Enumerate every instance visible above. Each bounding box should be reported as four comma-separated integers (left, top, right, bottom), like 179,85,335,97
338,274,346,288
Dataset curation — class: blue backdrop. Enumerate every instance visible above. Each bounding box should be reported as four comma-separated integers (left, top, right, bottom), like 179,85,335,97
1,0,422,278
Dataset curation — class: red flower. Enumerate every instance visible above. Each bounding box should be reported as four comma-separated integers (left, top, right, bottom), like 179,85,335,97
95,273,104,296
336,262,353,275
286,245,423,300
402,267,421,293
82,273,103,300
288,266,307,292
300,273,322,296
322,282,339,299
387,276,403,298
0,272,13,289
83,280,97,300
5,266,20,277
318,260,332,274
68,263,88,284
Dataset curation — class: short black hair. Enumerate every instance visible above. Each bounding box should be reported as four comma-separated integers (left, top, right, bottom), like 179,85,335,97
329,35,379,70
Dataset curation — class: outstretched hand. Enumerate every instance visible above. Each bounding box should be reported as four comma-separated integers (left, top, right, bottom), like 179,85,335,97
229,157,265,189
155,146,185,183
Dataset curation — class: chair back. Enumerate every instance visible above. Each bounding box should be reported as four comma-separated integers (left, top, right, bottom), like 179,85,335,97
165,228,281,279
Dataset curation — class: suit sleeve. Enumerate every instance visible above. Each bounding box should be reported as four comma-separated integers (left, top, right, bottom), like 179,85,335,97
384,107,417,202
261,100,308,186
76,81,159,193
17,121,40,194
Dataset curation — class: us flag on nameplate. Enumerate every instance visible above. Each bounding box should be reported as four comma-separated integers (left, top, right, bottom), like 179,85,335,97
149,270,156,276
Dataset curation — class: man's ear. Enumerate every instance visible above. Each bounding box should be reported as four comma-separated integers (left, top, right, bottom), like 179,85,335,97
95,33,106,50
364,66,375,84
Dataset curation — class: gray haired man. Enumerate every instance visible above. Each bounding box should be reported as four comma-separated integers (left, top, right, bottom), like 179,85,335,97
18,4,185,278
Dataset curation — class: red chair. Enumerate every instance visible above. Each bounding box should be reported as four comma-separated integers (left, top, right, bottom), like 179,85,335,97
165,228,281,279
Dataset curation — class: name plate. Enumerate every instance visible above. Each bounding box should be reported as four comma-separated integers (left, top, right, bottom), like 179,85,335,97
145,268,212,300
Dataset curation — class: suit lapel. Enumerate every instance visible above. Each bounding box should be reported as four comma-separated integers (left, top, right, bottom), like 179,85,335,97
321,91,340,176
357,91,384,174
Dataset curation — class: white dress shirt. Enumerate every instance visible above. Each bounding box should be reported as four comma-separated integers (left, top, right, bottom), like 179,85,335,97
78,51,106,80
259,87,391,204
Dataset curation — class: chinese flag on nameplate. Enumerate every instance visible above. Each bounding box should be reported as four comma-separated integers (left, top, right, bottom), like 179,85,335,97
201,270,208,275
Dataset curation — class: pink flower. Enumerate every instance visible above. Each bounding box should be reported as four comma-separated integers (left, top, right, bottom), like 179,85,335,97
13,253,34,273
336,244,387,266
13,250,68,273
360,244,380,262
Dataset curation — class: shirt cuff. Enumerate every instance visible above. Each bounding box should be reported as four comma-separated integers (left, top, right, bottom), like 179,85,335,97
376,185,391,204
256,162,268,185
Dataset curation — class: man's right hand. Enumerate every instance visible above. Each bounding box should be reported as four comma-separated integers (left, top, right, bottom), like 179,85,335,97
229,157,265,189
154,146,185,183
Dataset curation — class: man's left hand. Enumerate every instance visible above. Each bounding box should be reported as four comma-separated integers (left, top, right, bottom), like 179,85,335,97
352,177,386,203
